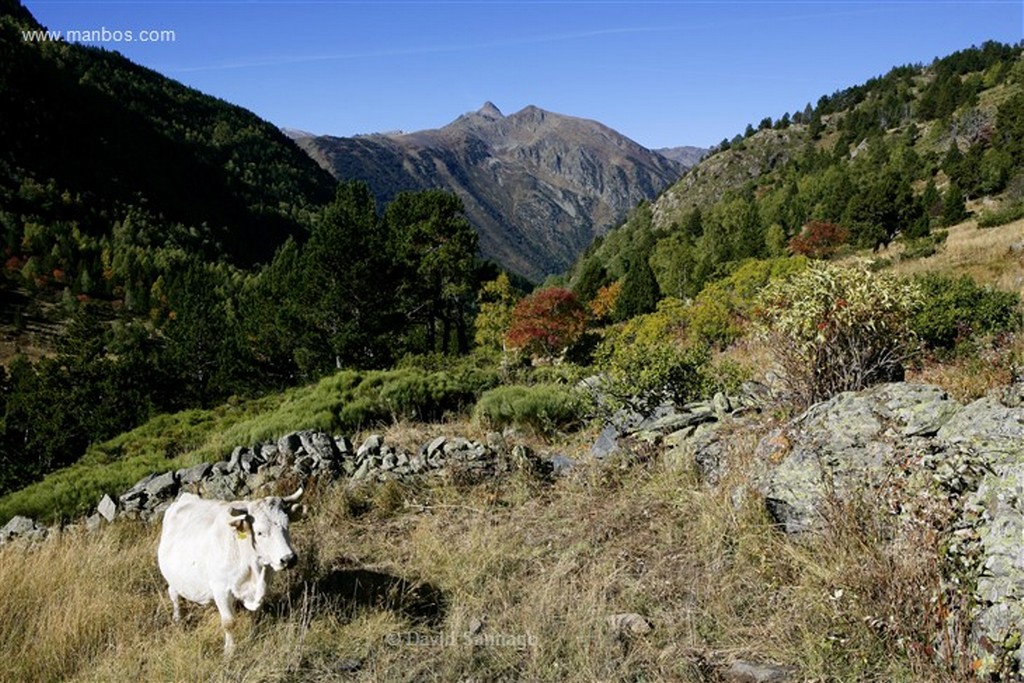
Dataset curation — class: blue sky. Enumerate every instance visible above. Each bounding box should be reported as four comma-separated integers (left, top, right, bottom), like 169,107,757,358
23,1,1024,148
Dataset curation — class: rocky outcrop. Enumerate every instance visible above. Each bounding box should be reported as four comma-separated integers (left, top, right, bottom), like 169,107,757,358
749,381,1024,674
297,103,688,281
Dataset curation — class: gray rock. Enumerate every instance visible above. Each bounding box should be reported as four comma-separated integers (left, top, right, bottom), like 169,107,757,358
485,431,507,453
357,434,384,460
97,494,117,522
754,384,942,534
870,383,960,437
712,391,732,416
228,446,246,471
239,450,262,474
723,659,796,683
149,500,173,521
738,380,772,408
300,431,339,461
666,422,729,484
381,453,398,471
444,437,471,454
211,462,230,476
277,432,303,456
549,454,575,476
259,443,279,461
144,471,178,500
352,460,371,480
178,462,212,486
966,458,1024,671
590,424,620,459
294,455,315,476
334,435,352,455
86,513,103,533
122,473,156,500
641,410,716,435
938,396,1024,466
202,473,244,500
1,515,39,542
426,436,447,457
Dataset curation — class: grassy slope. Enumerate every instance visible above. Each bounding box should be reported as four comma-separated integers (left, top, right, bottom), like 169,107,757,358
0,422,962,682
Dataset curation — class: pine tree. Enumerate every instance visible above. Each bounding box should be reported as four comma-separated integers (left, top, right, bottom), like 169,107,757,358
613,252,661,321
941,183,969,226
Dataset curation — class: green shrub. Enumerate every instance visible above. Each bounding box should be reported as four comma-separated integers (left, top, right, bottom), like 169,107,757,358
758,261,923,406
594,307,711,415
473,384,584,435
899,230,947,261
911,273,1020,350
687,257,809,348
977,201,1024,228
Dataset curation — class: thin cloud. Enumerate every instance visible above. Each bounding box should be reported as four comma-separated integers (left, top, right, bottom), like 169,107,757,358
163,25,673,73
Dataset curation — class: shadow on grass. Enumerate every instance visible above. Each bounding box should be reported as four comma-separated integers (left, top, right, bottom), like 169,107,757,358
285,559,447,626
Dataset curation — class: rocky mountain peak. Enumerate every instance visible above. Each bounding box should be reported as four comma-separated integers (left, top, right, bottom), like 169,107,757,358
477,101,503,119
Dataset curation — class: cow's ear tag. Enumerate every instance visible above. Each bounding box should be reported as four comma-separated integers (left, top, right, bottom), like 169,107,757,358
236,529,248,540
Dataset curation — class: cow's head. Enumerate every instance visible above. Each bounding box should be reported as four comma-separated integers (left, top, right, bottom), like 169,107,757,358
228,488,304,571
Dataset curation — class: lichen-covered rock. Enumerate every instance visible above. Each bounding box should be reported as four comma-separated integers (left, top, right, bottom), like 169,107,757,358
755,383,962,534
938,396,1024,467
970,461,1024,671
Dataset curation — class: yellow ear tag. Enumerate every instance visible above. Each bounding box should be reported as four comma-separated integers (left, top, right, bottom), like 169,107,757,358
236,529,248,540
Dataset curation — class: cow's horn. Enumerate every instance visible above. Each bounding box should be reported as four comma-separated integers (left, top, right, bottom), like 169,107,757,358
228,507,248,528
282,488,304,504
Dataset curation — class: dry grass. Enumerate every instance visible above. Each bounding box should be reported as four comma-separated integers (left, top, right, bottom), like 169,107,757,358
0,415,971,682
908,333,1023,402
884,215,1024,292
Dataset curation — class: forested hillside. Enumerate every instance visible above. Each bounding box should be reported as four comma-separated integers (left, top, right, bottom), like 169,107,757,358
0,2,498,497
569,41,1024,306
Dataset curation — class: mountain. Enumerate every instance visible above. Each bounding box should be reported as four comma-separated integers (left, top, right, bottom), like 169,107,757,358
295,103,686,281
654,146,708,168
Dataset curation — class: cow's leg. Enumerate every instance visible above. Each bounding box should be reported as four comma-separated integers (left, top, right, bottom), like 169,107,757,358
168,585,181,623
213,590,237,656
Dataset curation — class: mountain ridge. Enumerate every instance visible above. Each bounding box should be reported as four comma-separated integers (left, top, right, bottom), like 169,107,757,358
296,103,695,281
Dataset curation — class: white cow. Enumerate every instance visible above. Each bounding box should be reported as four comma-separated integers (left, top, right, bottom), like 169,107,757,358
157,488,303,654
